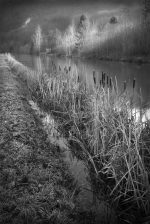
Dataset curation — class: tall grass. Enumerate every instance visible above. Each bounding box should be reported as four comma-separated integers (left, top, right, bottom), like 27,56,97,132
6,53,150,222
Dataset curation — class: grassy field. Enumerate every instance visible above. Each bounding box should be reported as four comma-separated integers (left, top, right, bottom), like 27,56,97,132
6,53,150,223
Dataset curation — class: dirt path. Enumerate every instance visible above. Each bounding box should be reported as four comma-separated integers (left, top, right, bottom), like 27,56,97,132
0,54,77,224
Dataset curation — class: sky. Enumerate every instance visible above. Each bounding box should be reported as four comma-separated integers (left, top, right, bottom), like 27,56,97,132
0,0,142,34
0,0,141,6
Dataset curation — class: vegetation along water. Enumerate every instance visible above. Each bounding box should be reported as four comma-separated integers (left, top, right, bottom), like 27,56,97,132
1,0,150,223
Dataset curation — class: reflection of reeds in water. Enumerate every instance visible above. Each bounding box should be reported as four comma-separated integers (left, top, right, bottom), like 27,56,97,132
7,53,150,222
34,56,44,74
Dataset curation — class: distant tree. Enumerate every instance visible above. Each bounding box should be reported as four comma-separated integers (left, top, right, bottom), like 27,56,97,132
47,28,62,52
77,14,90,37
109,16,118,24
55,28,62,49
143,0,150,24
32,25,43,55
75,14,90,52
63,24,77,56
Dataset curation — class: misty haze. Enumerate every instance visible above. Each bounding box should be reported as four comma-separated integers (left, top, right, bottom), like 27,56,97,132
1,0,150,224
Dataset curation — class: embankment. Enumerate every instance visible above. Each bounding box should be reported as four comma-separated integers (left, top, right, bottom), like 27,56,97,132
0,54,78,224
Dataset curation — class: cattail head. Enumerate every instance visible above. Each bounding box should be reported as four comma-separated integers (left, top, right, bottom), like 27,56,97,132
124,81,127,91
93,77,96,85
133,78,136,89
107,76,109,85
93,71,96,85
102,72,104,81
110,78,112,88
51,82,53,91
103,73,106,81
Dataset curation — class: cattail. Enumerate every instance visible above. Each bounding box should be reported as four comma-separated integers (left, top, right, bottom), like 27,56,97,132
103,81,105,88
107,76,109,86
133,78,136,89
124,81,127,91
59,66,61,71
102,72,104,83
69,66,71,71
93,71,96,85
51,82,53,91
77,75,80,82
110,78,112,88
103,73,106,82
100,80,102,86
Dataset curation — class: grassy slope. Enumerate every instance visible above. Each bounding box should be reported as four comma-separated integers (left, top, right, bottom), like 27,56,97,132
0,55,83,224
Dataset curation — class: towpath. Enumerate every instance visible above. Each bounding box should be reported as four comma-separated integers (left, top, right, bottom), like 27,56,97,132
0,54,75,224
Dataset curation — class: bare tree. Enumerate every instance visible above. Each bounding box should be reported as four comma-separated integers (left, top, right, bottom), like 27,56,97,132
32,25,43,55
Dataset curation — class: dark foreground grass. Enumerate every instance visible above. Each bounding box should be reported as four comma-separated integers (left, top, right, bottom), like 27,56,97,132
6,54,150,223
0,55,97,224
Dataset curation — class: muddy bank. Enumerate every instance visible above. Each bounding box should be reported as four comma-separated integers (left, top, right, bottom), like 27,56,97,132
0,54,93,224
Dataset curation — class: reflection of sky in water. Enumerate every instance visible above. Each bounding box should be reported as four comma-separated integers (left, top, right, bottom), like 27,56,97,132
131,108,150,123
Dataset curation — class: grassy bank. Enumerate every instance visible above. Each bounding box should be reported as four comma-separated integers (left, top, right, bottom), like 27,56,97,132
6,54,150,223
0,54,95,224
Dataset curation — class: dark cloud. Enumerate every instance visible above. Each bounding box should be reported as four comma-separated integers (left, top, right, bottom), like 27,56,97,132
0,0,141,6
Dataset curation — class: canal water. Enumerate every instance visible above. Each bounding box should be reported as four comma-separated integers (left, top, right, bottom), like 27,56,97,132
15,54,150,108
